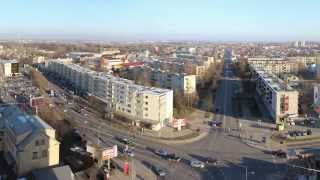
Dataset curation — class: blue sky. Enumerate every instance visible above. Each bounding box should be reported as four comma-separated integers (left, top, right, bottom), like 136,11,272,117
0,0,319,41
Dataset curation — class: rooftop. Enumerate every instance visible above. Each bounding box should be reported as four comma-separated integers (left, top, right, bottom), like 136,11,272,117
52,61,172,95
0,59,18,64
253,67,295,92
0,105,54,149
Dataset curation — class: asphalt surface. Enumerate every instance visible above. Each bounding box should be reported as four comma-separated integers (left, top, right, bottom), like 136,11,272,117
45,50,290,180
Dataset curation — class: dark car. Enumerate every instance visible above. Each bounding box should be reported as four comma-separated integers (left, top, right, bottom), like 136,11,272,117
152,166,166,177
272,150,287,158
203,157,218,165
166,154,181,162
115,136,134,146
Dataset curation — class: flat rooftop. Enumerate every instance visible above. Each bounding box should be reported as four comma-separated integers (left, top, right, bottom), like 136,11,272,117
0,59,18,64
53,61,172,95
253,66,295,92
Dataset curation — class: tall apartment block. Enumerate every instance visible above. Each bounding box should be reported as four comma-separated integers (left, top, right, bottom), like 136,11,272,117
248,57,299,75
131,67,196,95
251,67,299,123
47,60,173,131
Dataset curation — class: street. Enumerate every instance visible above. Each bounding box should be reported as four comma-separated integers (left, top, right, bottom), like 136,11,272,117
45,49,289,180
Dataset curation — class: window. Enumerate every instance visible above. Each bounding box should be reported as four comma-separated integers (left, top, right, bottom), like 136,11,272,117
145,96,148,99
40,139,45,145
145,108,148,111
32,152,38,160
35,140,39,146
145,102,148,105
42,150,48,158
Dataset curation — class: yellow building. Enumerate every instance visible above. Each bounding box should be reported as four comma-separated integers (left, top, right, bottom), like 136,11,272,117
0,105,60,176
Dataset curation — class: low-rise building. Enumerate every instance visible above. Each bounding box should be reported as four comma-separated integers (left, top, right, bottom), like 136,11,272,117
251,67,299,123
0,105,60,176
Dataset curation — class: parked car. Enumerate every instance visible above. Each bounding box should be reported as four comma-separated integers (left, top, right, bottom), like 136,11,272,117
203,157,218,165
166,154,181,162
152,166,167,177
272,150,287,158
125,149,135,157
190,160,205,168
115,136,134,146
155,149,169,157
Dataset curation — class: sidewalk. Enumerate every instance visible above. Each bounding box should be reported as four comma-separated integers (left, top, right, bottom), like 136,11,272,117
139,109,211,143
112,158,157,180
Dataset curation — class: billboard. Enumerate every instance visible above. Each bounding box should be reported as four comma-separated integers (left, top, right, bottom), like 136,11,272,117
30,96,45,107
102,145,118,160
170,118,186,130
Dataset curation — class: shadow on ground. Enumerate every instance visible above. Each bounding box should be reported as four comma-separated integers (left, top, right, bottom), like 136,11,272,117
199,157,291,180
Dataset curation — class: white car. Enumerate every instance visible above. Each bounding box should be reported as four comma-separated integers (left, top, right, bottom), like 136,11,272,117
190,160,205,168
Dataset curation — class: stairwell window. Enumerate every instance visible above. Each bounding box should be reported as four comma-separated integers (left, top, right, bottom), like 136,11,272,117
42,150,48,158
35,140,39,146
32,152,38,160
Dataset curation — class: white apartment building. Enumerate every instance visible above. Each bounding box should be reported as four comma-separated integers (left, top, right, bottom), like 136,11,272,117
152,56,215,81
251,67,299,123
0,60,20,79
47,60,173,130
294,40,306,48
314,84,320,113
132,67,197,95
0,105,60,176
248,57,298,75
150,70,196,95
288,56,317,67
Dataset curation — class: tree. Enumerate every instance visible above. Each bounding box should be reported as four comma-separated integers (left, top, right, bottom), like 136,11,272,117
173,91,189,118
138,71,151,86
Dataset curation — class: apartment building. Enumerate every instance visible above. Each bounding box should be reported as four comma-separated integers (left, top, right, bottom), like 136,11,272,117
314,84,320,113
248,57,298,75
0,60,20,80
132,67,196,95
150,69,196,95
0,105,60,176
288,56,317,67
152,56,215,81
47,60,173,130
251,67,299,123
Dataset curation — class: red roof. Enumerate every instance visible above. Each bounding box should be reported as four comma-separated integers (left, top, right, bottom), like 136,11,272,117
121,62,144,67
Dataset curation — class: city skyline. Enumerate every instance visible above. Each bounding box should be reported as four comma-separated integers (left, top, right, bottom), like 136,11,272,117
0,0,320,41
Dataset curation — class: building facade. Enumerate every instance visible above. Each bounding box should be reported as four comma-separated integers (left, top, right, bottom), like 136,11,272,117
132,67,197,95
0,60,20,80
47,60,173,130
251,67,299,123
0,105,60,176
248,57,299,75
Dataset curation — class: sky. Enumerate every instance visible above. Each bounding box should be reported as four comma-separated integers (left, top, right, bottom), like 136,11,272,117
0,0,319,41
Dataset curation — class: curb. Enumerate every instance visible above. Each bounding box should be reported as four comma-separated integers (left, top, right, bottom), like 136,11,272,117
240,138,269,151
160,131,209,144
